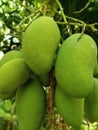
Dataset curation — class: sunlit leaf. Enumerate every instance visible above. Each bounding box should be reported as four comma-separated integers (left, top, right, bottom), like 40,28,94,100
0,35,4,42
90,0,98,3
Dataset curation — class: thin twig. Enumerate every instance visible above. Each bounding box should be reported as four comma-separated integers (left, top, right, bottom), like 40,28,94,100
46,69,55,130
16,10,40,29
55,0,72,35
16,0,33,12
56,20,98,34
73,0,91,14
47,70,54,114
66,15,85,24
6,120,12,130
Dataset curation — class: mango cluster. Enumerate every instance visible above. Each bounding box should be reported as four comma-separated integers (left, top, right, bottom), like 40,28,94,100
0,15,98,130
0,16,60,130
55,33,98,129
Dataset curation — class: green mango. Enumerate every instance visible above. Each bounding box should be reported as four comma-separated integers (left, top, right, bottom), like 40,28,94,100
84,78,98,122
16,78,46,130
0,58,31,100
22,16,60,75
55,33,97,98
0,50,23,67
55,86,84,129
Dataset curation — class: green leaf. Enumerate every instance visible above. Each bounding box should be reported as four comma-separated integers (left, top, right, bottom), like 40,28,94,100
90,0,98,3
3,100,12,112
0,30,4,42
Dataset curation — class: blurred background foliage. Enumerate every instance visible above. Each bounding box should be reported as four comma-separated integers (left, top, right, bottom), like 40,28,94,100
0,0,98,130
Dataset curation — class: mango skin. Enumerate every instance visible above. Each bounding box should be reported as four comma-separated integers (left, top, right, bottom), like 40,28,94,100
55,86,84,129
0,50,23,67
84,78,98,122
16,78,46,130
22,16,60,75
55,33,97,98
0,58,31,99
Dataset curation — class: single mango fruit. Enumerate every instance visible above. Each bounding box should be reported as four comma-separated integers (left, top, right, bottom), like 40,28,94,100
22,16,60,75
55,33,97,97
0,50,23,67
55,85,84,129
16,78,46,130
0,58,31,99
84,78,98,122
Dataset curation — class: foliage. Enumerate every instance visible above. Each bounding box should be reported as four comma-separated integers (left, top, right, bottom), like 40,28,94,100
0,0,98,130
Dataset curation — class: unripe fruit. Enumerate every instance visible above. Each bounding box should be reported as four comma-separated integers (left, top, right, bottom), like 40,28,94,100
16,78,46,130
0,50,23,67
22,16,60,75
55,86,84,129
84,78,98,122
0,58,31,99
55,33,97,98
